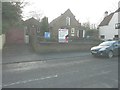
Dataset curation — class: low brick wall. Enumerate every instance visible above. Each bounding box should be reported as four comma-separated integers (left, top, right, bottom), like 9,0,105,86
33,41,101,53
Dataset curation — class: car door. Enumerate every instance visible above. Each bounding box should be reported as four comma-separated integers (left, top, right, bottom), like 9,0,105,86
118,41,120,55
113,42,119,56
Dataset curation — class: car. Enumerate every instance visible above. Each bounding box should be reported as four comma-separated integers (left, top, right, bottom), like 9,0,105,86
90,40,120,58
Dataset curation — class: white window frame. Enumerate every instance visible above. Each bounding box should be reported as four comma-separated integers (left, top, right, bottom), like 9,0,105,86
71,28,75,33
71,33,75,36
66,17,70,26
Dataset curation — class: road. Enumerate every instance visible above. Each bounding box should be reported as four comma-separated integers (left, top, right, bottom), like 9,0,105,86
2,52,118,88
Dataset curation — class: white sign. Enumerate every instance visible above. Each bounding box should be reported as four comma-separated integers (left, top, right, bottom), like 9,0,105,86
58,29,68,43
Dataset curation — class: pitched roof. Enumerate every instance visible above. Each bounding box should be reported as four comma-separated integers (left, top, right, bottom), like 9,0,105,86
49,13,62,26
99,8,120,27
50,9,80,26
115,7,120,13
99,13,114,26
24,17,40,26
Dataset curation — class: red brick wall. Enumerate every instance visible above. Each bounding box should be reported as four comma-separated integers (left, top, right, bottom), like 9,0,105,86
6,27,24,44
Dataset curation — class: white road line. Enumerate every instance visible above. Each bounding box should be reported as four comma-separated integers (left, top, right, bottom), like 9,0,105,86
3,75,58,87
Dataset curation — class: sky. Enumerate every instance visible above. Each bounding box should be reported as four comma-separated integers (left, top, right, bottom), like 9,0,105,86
22,0,120,25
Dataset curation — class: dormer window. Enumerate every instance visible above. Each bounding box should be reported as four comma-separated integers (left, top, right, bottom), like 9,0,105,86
66,17,70,26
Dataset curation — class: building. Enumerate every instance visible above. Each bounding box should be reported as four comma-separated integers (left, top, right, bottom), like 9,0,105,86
2,17,40,46
98,8,120,40
49,9,83,42
24,17,41,43
24,17,41,36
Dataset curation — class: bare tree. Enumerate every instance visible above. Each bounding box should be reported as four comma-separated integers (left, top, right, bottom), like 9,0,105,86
29,10,43,21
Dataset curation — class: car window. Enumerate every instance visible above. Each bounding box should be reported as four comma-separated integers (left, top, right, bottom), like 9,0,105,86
113,42,118,46
99,41,115,46
118,41,120,47
113,41,120,47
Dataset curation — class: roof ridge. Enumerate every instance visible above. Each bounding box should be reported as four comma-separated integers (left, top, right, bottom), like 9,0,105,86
99,13,114,26
50,9,72,25
114,7,120,13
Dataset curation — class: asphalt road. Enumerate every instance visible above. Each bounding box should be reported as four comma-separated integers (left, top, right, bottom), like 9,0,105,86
2,52,118,88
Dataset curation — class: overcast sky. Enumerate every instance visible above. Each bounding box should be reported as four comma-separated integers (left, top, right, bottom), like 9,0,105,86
22,0,120,25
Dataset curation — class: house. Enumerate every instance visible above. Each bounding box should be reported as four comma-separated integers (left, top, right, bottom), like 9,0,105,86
49,9,83,42
24,17,41,43
2,18,40,45
98,8,120,40
24,17,41,36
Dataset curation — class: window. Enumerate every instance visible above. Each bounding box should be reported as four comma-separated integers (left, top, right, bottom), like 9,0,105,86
114,35,119,38
37,27,40,33
66,17,70,26
71,28,75,33
115,23,120,29
114,35,119,40
100,35,105,39
71,33,74,36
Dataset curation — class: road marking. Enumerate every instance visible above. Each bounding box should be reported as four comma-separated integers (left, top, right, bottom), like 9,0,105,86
3,75,58,87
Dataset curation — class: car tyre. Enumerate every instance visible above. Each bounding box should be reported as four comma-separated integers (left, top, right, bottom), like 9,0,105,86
108,51,113,58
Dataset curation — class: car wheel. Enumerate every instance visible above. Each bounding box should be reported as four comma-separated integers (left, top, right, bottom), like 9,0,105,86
108,51,113,58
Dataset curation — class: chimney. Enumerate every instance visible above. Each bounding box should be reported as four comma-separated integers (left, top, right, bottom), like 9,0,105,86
104,11,108,17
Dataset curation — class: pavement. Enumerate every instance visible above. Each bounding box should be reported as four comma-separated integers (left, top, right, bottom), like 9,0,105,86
2,44,90,64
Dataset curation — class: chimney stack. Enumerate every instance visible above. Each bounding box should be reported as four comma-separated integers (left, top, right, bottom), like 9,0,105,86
104,11,108,17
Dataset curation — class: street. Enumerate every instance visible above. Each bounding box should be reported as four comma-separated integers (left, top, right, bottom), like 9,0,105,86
2,52,118,88
1,0,120,89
